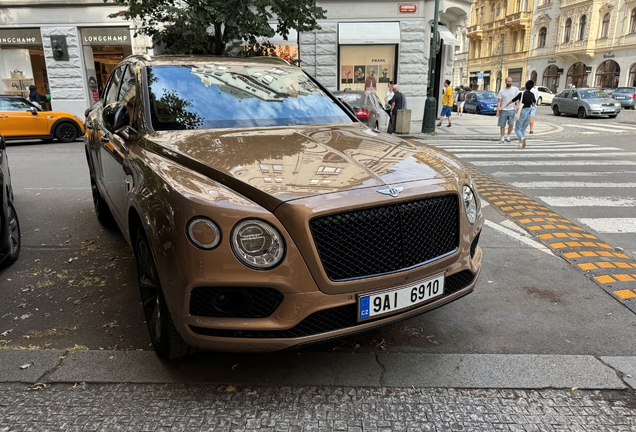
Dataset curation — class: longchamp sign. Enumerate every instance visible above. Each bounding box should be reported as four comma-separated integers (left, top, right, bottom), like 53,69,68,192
0,29,42,46
81,27,131,46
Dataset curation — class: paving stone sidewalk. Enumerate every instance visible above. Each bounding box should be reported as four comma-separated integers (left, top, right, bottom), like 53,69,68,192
1,383,635,431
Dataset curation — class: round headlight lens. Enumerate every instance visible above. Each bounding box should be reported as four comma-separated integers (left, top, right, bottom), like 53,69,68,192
187,218,221,250
463,185,477,224
231,219,285,269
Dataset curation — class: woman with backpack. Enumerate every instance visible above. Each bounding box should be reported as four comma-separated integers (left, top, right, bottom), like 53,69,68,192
504,80,536,149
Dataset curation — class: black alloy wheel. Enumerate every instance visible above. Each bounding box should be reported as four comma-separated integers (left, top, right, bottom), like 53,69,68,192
55,123,78,143
552,105,561,116
577,107,587,119
0,202,20,268
135,227,194,360
475,106,481,114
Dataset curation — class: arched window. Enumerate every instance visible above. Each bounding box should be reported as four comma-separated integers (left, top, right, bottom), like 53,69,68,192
538,27,547,48
567,62,588,88
631,8,636,34
564,18,572,43
630,63,636,86
579,15,587,40
595,60,621,88
531,70,538,84
542,65,560,93
601,13,610,38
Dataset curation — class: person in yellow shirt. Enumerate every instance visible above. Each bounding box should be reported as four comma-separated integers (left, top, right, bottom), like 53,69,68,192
437,79,453,127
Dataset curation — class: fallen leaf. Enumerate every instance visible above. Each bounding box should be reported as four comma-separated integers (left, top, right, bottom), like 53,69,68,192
225,385,236,392
20,314,33,320
232,364,239,370
19,363,32,370
571,387,578,393
29,383,49,391
1,329,12,337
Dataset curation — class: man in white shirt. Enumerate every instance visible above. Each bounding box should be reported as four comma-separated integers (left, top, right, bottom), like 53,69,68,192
496,77,519,143
385,81,394,105
529,84,539,134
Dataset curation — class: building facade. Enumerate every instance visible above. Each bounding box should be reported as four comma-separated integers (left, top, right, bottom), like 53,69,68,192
0,1,474,129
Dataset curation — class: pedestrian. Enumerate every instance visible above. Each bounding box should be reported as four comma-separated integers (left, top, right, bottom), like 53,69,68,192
528,83,539,134
456,85,467,116
496,77,519,143
504,79,536,149
387,84,404,134
437,79,453,128
385,81,394,105
28,85,42,109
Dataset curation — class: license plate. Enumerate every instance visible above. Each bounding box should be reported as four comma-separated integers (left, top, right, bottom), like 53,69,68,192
358,273,445,320
603,109,614,112
616,97,625,99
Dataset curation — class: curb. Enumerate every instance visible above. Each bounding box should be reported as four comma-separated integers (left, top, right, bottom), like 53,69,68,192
1,350,635,389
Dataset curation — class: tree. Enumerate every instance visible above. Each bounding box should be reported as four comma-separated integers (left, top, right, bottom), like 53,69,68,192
105,0,326,56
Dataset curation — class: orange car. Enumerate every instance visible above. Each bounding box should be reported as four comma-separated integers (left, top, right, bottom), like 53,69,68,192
85,55,484,359
0,95,84,142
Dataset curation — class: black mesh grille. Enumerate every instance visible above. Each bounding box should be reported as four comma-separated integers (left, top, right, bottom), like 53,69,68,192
190,287,284,318
470,231,481,258
190,270,476,339
309,194,460,281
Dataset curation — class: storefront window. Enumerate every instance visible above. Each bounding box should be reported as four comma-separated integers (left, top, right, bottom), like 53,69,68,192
630,63,636,86
508,68,523,88
339,45,396,101
595,60,620,88
566,62,588,88
542,65,559,92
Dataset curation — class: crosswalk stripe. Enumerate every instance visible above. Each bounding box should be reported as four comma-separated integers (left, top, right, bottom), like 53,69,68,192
510,181,636,188
578,218,636,234
493,171,636,177
472,160,636,166
562,125,625,132
537,196,636,207
586,123,636,130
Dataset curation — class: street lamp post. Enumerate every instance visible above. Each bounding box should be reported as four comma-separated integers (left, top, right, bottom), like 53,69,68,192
421,0,441,133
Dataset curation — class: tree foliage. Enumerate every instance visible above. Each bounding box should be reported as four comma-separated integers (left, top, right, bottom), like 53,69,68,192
105,0,326,55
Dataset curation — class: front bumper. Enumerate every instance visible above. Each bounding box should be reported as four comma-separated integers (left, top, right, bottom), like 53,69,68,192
588,107,621,116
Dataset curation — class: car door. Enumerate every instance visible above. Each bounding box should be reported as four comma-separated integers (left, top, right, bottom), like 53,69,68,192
371,93,390,130
465,93,475,113
0,97,49,138
97,64,136,226
568,90,581,114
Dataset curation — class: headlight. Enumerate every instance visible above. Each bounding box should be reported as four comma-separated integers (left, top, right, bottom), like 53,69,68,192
231,219,285,269
615,102,621,107
589,104,601,109
463,186,477,224
187,217,221,250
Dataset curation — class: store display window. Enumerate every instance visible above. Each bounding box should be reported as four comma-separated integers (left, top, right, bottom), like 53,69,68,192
339,45,396,102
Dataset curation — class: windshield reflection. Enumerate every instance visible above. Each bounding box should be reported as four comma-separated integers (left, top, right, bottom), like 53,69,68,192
147,64,352,130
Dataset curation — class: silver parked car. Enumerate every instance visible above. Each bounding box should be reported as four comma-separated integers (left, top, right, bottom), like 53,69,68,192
611,87,636,109
333,90,390,131
551,88,622,119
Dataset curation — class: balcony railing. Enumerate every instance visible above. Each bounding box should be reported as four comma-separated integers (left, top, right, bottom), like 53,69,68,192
561,0,592,6
505,12,531,26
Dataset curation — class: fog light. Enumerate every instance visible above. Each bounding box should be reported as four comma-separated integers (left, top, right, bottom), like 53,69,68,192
187,217,221,250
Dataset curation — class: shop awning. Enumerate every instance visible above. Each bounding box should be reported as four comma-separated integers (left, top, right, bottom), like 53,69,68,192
438,25,459,46
338,22,401,45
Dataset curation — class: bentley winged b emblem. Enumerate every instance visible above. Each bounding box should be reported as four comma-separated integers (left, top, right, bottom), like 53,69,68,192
377,187,404,197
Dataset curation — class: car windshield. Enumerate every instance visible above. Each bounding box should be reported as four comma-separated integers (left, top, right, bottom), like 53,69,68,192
333,93,365,106
476,92,497,100
579,89,609,99
613,88,636,94
147,64,353,130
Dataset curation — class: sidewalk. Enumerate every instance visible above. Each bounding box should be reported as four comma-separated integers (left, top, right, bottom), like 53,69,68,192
403,107,563,141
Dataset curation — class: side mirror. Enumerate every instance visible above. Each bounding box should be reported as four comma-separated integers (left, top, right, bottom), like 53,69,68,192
30,107,38,115
102,103,130,134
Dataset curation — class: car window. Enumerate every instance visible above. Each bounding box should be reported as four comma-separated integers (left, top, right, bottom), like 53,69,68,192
104,66,125,105
569,91,579,99
0,97,34,111
613,88,635,94
372,94,383,108
118,65,137,126
559,90,570,98
147,64,353,130
579,89,608,99
334,92,365,107
476,92,497,100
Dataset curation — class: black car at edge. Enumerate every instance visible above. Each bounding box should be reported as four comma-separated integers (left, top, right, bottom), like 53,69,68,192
0,134,20,268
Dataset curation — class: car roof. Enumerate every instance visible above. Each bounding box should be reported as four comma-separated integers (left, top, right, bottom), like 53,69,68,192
123,54,291,67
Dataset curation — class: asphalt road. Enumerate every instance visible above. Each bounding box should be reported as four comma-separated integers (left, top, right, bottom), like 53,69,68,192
1,128,635,359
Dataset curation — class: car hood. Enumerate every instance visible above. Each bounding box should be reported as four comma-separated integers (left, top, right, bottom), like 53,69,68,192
583,98,617,103
143,123,463,211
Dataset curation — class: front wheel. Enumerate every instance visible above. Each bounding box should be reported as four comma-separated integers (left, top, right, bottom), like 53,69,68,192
552,105,561,116
0,201,20,268
55,123,79,143
476,106,481,115
537,96,542,105
135,227,194,360
577,107,587,119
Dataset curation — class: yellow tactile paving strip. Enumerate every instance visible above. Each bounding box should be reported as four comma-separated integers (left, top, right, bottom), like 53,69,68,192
467,165,636,312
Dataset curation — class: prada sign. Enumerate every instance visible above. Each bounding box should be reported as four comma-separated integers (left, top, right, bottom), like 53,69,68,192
81,27,130,46
0,29,42,46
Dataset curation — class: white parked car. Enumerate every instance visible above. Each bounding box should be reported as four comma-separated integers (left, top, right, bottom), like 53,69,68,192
536,86,554,105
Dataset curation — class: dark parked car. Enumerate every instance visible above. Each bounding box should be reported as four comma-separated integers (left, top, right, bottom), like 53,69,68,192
332,90,390,131
551,88,621,118
464,91,499,115
611,87,636,109
85,55,483,359
0,134,20,268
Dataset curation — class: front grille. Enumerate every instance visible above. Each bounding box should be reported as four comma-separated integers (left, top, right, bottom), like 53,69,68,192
309,194,460,281
190,270,476,339
190,287,284,318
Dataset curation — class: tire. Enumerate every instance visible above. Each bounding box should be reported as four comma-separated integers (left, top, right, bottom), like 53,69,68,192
577,107,587,119
0,201,20,268
552,105,560,116
374,121,379,131
476,106,481,115
135,227,194,360
89,165,116,227
537,97,542,105
55,122,79,143
608,114,617,118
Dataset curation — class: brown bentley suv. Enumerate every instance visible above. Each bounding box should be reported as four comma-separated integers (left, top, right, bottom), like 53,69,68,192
84,55,484,359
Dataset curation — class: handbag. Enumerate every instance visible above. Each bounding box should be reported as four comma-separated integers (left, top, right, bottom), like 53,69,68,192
514,100,522,122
